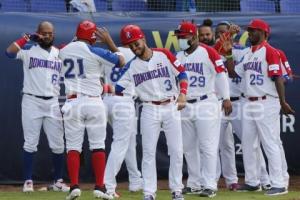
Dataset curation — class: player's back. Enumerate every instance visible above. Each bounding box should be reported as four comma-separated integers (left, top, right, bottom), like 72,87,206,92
60,41,118,96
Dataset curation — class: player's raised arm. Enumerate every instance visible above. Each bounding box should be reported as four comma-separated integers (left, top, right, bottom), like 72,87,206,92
95,27,125,67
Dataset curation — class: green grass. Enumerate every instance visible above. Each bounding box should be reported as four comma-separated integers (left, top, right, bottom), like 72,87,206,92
0,190,299,200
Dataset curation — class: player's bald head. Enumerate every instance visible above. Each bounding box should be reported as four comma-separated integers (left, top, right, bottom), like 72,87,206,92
37,21,54,32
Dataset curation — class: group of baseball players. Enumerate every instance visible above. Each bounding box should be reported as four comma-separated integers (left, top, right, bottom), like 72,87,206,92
5,17,294,200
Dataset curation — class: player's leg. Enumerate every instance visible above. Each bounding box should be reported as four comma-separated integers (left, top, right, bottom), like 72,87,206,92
256,98,286,194
239,101,261,190
195,98,221,197
84,98,111,198
21,94,44,192
219,121,238,189
124,118,142,192
162,103,184,198
43,98,69,192
62,98,85,198
140,104,162,198
180,104,202,193
104,98,136,194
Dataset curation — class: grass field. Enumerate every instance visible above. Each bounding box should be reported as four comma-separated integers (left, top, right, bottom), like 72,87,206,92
0,189,299,200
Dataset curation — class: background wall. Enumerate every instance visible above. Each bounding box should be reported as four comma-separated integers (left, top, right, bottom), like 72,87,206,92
0,12,299,183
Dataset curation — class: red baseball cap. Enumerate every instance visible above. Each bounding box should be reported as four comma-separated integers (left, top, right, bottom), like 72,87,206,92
174,21,197,36
247,19,270,34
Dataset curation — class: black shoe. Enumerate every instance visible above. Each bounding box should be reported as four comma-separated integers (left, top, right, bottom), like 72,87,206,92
264,187,288,196
182,187,202,194
237,184,261,192
199,189,216,198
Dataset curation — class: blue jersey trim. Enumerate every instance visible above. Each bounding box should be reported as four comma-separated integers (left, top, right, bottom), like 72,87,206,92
177,72,188,81
5,51,16,58
88,46,119,65
118,57,136,80
115,84,125,94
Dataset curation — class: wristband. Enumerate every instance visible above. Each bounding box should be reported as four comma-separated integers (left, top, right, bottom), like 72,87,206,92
15,36,29,49
179,81,188,95
225,54,233,60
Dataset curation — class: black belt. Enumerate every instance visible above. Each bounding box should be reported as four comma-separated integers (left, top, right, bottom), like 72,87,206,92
24,93,53,100
248,96,267,101
230,97,240,102
187,95,208,104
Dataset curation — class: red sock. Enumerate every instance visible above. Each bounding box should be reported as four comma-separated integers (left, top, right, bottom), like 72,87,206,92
67,150,80,187
92,150,106,188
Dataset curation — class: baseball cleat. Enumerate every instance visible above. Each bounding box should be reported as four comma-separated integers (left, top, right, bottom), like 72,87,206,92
236,184,261,192
199,189,216,198
172,191,184,200
182,186,202,194
129,180,143,192
228,183,240,191
23,180,34,193
143,194,155,200
66,188,81,200
52,179,70,192
262,184,271,191
264,187,288,196
93,186,113,199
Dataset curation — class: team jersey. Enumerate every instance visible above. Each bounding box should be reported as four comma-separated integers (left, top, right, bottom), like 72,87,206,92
235,41,282,97
276,48,292,76
227,45,250,97
16,44,62,96
176,43,225,100
104,47,135,96
116,48,185,102
59,41,120,96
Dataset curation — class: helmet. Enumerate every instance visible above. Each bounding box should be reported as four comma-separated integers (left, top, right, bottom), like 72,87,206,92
174,21,197,36
247,19,270,34
76,20,97,44
120,25,145,45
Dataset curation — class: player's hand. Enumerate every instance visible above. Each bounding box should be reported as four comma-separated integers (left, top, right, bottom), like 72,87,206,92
229,24,240,35
25,33,42,42
176,93,186,110
281,101,295,115
95,27,113,44
222,99,232,116
219,33,233,55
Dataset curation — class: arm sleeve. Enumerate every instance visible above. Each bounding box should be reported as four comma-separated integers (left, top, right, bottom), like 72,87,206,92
215,72,230,100
89,46,120,67
266,45,282,77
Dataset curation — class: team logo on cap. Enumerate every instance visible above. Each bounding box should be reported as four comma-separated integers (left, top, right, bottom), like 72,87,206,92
126,31,132,39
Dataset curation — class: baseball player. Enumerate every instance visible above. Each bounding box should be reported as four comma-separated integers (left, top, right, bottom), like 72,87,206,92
214,22,272,191
5,21,69,193
97,27,142,197
59,20,125,200
115,24,188,200
228,19,294,196
174,21,232,198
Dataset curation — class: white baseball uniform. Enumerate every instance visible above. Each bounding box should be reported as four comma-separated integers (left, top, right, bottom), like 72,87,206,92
176,43,228,191
16,44,64,154
116,48,186,196
104,46,142,194
59,41,119,152
235,41,285,188
217,45,271,187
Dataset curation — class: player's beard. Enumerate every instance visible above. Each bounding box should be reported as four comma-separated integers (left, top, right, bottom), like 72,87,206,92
202,38,215,46
39,38,54,49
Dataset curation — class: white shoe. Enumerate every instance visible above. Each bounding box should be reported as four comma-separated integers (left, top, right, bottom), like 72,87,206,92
52,179,70,192
107,191,121,199
66,188,81,200
23,180,34,192
93,189,114,199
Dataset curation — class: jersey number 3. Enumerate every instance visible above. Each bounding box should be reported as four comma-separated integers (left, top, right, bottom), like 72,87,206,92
64,58,85,79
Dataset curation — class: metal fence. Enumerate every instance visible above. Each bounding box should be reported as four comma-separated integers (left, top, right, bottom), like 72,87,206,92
0,0,299,13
